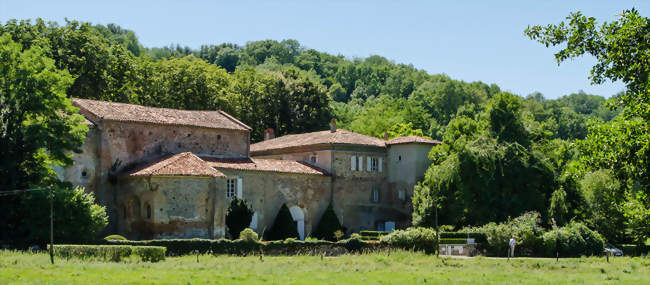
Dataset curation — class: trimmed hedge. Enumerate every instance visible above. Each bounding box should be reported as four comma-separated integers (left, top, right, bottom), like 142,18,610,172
49,244,165,262
619,244,650,256
358,231,388,241
439,238,468,244
380,227,437,253
439,232,487,244
106,237,387,256
104,235,127,241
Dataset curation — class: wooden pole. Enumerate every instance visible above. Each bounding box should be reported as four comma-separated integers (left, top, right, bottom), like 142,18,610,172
435,200,439,258
49,186,54,265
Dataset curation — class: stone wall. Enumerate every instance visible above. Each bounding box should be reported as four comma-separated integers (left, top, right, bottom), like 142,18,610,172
117,176,227,240
55,127,100,193
66,119,249,234
329,149,403,232
215,169,331,239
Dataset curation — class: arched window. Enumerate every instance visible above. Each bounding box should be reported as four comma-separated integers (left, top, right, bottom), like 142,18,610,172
130,198,141,219
146,203,152,220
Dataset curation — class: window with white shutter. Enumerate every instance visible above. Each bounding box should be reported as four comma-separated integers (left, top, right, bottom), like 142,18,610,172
351,155,356,171
367,157,371,171
236,178,243,198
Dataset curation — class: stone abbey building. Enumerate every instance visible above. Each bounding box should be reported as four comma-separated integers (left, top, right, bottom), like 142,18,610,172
57,98,440,240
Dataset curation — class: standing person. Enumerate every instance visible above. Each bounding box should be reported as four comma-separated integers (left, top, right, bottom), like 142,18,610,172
509,236,516,258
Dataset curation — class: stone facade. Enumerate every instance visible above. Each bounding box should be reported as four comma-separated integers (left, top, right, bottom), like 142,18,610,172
60,99,441,240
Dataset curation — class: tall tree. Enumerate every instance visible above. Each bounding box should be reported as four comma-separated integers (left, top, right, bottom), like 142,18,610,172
526,9,650,243
0,34,90,243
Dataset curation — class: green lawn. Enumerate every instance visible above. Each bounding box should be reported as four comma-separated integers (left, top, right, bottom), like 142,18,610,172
0,250,648,284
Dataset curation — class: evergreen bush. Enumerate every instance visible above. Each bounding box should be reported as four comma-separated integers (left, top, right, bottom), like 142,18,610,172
239,228,259,242
379,227,437,253
312,204,343,241
266,204,298,241
226,198,254,239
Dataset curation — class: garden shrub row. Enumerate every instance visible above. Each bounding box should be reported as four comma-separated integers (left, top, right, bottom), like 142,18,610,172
472,212,606,257
439,232,487,244
438,238,469,244
619,244,650,256
379,227,437,254
541,222,605,257
49,244,165,262
106,237,385,256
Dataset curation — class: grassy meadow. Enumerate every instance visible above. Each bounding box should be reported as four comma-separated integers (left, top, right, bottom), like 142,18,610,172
0,250,648,284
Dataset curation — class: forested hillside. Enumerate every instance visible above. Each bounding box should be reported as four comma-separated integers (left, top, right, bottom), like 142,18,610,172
0,19,617,143
2,14,647,246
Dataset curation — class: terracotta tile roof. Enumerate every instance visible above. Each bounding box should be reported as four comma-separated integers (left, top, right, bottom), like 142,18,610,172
386,136,442,145
72,98,250,131
202,157,329,176
250,129,386,154
127,152,226,178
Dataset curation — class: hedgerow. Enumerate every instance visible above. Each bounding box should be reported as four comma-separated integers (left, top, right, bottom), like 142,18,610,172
49,244,165,262
379,227,437,253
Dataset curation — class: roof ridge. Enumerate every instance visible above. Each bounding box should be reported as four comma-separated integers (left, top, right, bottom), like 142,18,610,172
217,110,251,130
73,98,223,113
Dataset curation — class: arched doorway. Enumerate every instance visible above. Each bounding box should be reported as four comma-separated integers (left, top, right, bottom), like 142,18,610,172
289,206,305,240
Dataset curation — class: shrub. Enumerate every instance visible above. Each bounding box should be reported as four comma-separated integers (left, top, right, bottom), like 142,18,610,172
267,204,298,241
380,227,437,253
107,238,213,256
542,222,605,257
49,244,165,262
473,212,545,256
132,246,166,262
226,198,254,239
104,235,127,241
18,186,108,247
350,233,361,239
312,204,343,241
239,228,259,242
619,244,650,256
439,225,456,232
337,237,367,253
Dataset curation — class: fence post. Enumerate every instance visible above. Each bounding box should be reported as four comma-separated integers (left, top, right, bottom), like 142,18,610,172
49,186,54,265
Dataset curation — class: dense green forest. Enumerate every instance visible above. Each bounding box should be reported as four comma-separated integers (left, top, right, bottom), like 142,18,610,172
0,9,647,246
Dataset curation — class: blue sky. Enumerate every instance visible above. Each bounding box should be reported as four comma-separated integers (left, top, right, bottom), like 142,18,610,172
2,1,647,99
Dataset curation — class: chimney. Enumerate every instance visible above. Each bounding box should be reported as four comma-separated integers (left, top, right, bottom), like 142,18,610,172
330,119,337,133
384,130,389,141
264,128,275,140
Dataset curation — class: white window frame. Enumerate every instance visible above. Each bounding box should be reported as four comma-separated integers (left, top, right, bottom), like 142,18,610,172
372,188,380,203
358,156,363,171
226,178,237,199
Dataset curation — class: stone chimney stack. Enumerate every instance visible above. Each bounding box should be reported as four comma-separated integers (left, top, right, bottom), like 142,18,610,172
264,128,275,141
384,130,389,141
330,119,337,133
